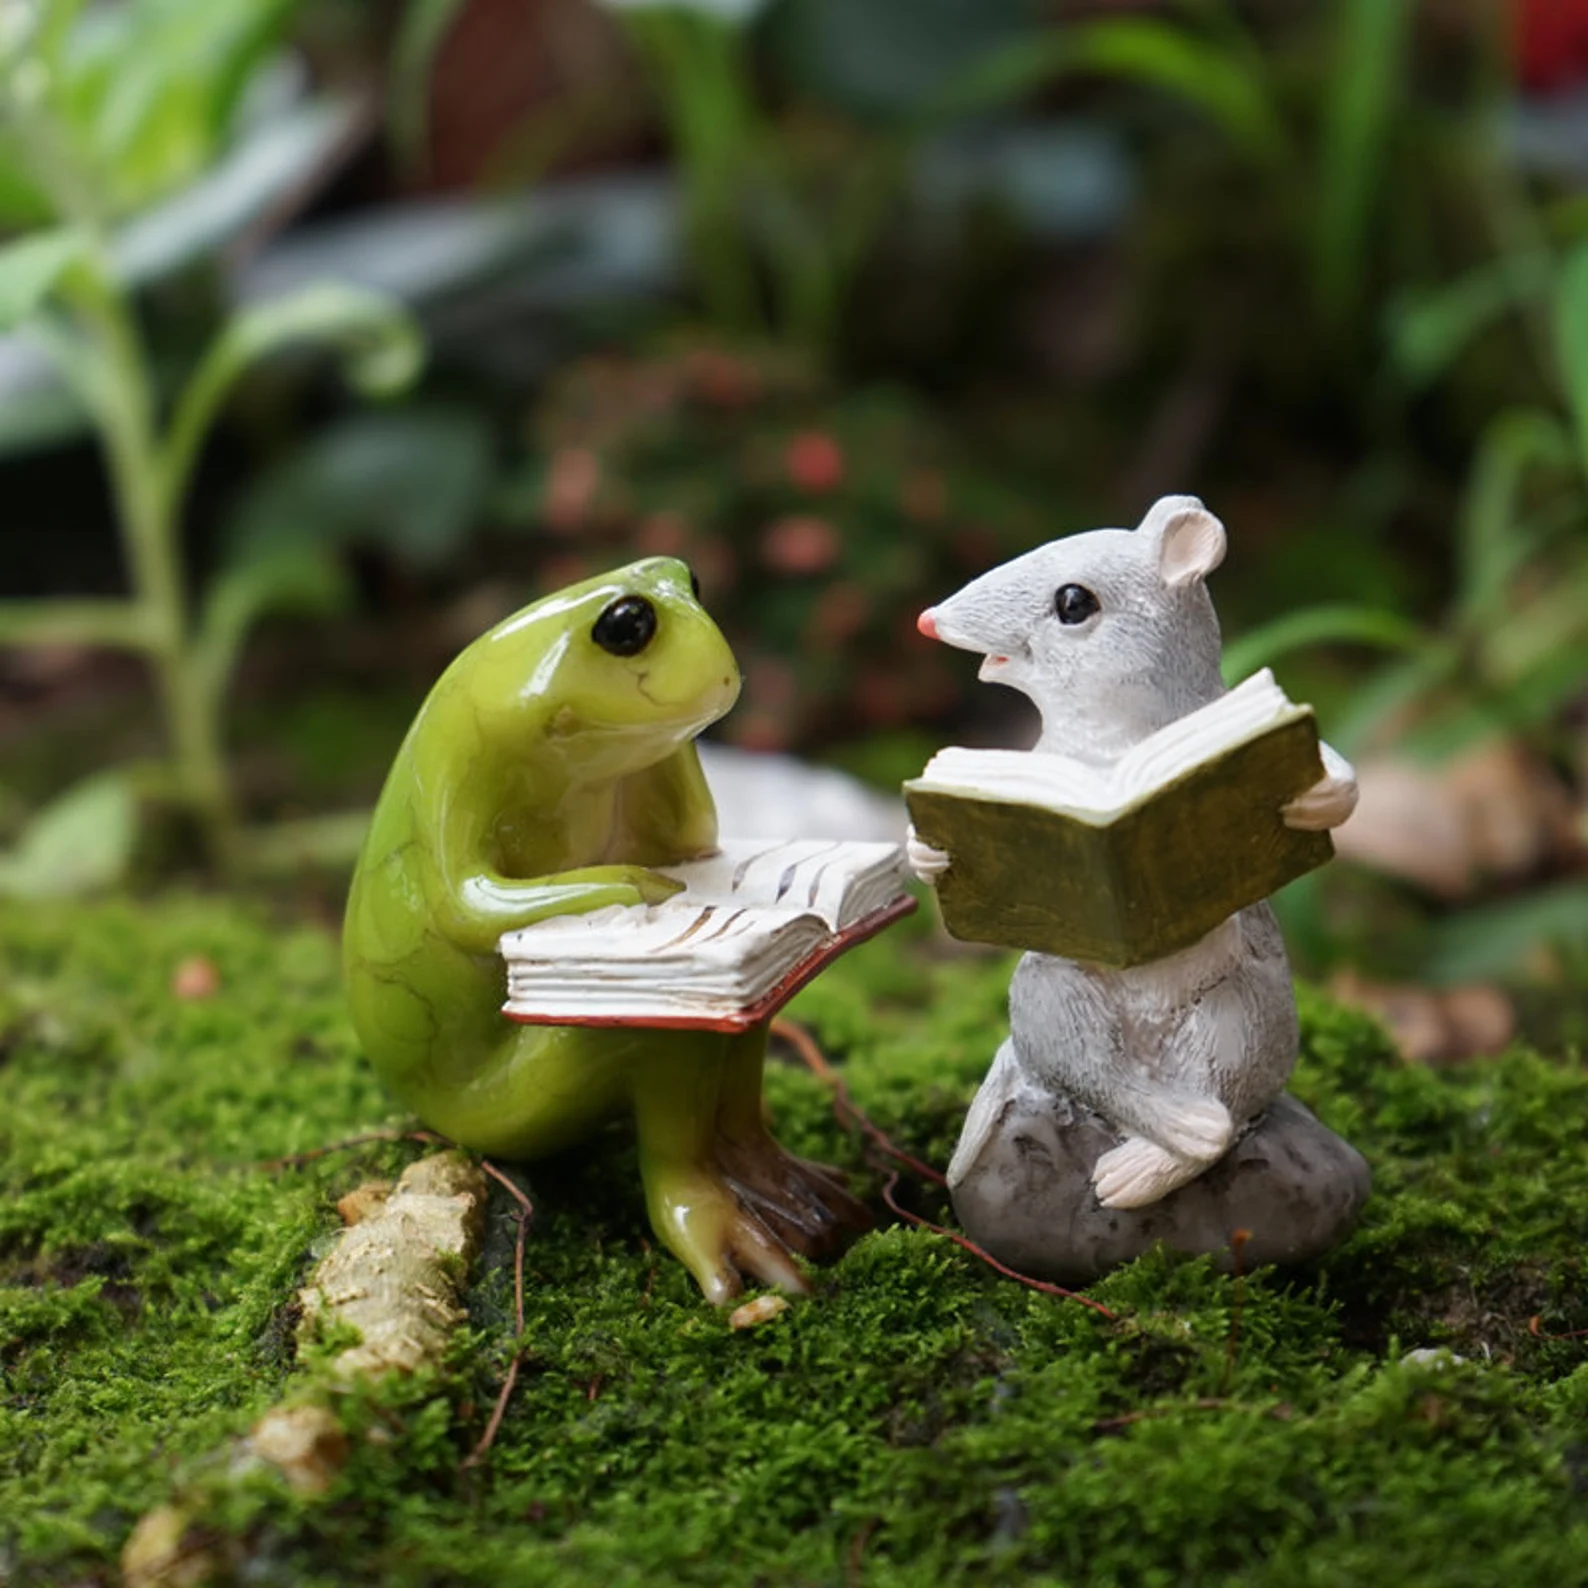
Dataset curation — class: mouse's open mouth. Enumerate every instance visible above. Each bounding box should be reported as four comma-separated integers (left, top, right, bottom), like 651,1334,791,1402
978,654,1011,681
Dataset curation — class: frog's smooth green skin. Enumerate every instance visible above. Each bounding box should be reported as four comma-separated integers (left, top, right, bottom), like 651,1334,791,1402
344,557,869,1305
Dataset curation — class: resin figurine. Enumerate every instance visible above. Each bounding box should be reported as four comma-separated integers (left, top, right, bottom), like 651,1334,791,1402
908,497,1371,1280
344,558,870,1304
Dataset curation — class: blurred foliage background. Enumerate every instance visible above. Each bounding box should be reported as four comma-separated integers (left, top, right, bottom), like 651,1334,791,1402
0,0,1585,1030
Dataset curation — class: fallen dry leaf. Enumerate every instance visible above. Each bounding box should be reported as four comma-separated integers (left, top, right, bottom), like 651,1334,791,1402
1336,742,1577,900
1330,971,1516,1064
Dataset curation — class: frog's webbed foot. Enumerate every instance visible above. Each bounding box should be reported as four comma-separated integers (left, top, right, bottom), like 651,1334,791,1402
714,1133,871,1263
632,1029,871,1305
644,1168,812,1307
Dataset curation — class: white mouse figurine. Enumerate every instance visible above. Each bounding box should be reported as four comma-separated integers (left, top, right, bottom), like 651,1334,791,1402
910,496,1358,1212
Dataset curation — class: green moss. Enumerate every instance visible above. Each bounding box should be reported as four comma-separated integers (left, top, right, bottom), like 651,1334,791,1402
2,896,1586,1585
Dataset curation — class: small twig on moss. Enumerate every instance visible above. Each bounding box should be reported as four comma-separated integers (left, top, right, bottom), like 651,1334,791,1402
1092,1398,1293,1434
255,1128,446,1171
880,1171,1118,1321
1221,1227,1252,1395
771,1017,947,1186
1092,1398,1232,1433
845,1517,879,1588
1528,1315,1588,1341
462,1161,534,1472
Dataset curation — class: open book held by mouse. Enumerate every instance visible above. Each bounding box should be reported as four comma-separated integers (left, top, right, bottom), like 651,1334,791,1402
906,668,1332,967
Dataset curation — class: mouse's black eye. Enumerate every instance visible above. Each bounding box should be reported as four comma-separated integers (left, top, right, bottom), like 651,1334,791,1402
592,595,657,656
1054,584,1100,625
687,565,701,601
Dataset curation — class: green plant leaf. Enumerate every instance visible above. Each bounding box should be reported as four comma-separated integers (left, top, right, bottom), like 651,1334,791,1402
1313,0,1415,319
213,283,425,398
1221,604,1430,684
1329,642,1460,756
237,810,372,875
936,17,1286,166
0,771,138,899
114,92,366,287
0,230,92,329
1420,882,1588,983
164,284,425,509
223,406,494,571
0,597,156,651
1387,252,1555,390
1457,407,1574,616
769,0,1040,122
194,548,352,713
46,0,301,219
389,0,473,173
1553,240,1588,471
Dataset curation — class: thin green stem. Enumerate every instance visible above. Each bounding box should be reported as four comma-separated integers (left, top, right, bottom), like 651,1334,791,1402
632,12,760,331
162,329,249,529
68,260,237,862
0,597,158,651
2,61,238,866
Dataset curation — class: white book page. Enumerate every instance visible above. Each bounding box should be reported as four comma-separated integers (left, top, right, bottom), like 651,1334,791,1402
502,899,829,976
1111,669,1295,803
500,900,834,1017
912,747,1113,817
658,837,907,931
911,671,1303,817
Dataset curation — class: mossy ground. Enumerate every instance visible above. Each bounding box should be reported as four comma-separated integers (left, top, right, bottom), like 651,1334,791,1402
2,894,1586,1586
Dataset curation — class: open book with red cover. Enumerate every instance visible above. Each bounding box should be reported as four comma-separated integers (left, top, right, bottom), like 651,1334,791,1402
499,839,914,1033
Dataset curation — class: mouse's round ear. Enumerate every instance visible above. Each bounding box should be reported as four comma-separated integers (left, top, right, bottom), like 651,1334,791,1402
1139,495,1226,587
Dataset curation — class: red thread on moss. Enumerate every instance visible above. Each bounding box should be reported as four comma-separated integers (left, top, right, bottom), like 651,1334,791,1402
462,1160,534,1471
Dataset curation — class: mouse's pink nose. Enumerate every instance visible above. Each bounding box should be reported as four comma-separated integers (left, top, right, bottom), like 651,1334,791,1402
917,608,938,640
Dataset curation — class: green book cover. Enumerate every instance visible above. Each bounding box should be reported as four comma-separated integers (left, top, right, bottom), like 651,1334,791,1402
904,709,1332,968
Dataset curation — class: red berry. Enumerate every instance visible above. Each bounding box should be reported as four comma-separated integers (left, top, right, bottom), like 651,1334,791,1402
785,431,845,494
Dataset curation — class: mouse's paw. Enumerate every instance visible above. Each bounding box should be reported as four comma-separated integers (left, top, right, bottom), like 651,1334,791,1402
645,1167,811,1307
1155,1095,1235,1163
1282,750,1359,832
1092,1137,1203,1209
906,826,951,885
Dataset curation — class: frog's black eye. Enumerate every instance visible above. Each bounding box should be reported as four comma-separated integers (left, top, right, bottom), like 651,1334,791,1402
593,595,657,656
1054,584,1100,625
687,565,701,602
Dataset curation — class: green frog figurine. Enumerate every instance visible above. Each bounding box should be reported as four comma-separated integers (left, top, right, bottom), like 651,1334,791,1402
344,557,869,1303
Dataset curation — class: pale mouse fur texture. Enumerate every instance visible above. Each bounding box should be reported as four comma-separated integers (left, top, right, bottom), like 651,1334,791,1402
920,496,1357,1210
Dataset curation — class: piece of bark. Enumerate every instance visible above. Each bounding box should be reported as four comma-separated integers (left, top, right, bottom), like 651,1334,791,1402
245,1404,351,1497
300,1151,486,1379
121,1507,220,1588
121,1152,489,1585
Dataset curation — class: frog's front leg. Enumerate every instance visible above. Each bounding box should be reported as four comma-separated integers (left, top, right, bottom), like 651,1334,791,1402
712,1025,871,1259
632,1031,811,1304
434,863,686,956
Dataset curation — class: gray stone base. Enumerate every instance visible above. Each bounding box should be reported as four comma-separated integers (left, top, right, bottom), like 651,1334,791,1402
949,1088,1370,1284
